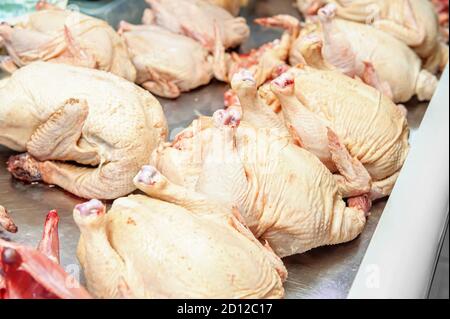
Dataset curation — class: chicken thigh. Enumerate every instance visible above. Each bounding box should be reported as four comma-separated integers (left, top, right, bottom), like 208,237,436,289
1,210,91,299
151,107,369,258
290,5,439,102
0,62,167,200
74,168,286,299
143,0,250,51
118,22,216,98
267,66,410,200
296,0,448,73
0,1,136,81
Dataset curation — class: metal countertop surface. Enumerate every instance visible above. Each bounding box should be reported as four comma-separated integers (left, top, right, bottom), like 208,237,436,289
0,0,431,299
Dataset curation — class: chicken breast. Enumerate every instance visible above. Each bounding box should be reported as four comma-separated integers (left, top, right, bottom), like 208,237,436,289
0,62,167,199
74,168,286,299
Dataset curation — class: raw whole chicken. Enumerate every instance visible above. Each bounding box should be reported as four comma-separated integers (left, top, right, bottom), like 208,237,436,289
0,62,168,200
151,104,369,258
296,0,449,73
120,14,296,98
1,210,91,299
0,1,136,81
0,205,18,233
208,0,248,15
290,5,440,102
142,0,250,51
74,167,287,298
267,66,410,200
118,21,216,98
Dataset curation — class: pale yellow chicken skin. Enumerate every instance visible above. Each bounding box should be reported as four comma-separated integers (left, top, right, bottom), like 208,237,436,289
290,6,439,102
119,22,216,98
0,7,136,81
74,167,286,299
151,109,368,258
269,66,410,200
296,0,448,73
0,62,167,200
143,0,250,51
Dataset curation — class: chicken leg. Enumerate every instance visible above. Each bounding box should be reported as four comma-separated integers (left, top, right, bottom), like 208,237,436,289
231,70,290,138
318,4,394,98
74,200,125,299
7,153,138,200
5,99,128,200
26,99,99,165
134,166,219,217
195,109,249,209
271,72,372,198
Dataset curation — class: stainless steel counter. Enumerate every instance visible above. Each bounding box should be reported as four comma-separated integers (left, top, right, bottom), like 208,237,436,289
0,0,439,299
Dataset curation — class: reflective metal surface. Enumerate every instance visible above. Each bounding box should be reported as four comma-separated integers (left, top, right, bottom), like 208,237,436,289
0,0,430,299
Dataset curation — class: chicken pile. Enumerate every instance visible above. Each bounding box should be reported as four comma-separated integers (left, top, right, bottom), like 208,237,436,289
0,0,447,299
120,0,251,98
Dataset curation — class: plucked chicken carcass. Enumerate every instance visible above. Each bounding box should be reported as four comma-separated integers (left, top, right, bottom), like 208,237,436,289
0,1,136,81
290,4,440,102
296,0,449,73
0,205,18,233
74,166,286,298
0,62,168,200
267,66,410,200
1,210,91,299
142,0,250,51
151,104,369,258
118,21,218,98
